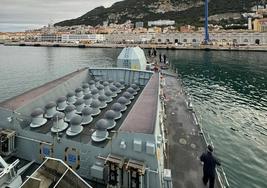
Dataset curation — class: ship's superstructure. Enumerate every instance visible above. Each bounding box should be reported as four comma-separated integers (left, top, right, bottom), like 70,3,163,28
0,66,170,188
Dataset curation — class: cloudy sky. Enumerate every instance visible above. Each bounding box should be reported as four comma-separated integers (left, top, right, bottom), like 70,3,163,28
0,0,122,32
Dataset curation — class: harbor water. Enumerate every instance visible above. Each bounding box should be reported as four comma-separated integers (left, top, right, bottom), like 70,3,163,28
0,45,266,188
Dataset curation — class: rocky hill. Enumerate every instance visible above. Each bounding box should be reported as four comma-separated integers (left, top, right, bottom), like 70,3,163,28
55,0,259,27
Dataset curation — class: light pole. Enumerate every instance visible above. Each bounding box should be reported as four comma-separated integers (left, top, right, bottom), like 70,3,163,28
204,0,210,44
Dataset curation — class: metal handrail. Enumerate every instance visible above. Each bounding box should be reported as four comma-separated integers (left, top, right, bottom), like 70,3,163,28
197,115,230,188
174,66,230,188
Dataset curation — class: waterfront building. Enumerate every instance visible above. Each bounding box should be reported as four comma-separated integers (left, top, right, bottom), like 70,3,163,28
103,21,109,27
148,20,175,27
180,25,196,32
253,18,267,32
0,33,9,42
95,26,112,34
133,27,148,34
105,31,267,45
37,34,61,42
135,22,144,28
61,34,105,43
147,27,162,33
162,26,177,33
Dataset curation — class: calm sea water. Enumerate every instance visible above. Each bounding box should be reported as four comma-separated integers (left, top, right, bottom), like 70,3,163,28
0,45,266,188
164,50,267,188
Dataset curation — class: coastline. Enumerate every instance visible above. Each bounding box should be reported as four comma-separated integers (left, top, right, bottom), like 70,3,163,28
3,41,267,52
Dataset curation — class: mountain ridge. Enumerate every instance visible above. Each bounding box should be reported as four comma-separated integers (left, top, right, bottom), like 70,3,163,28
55,0,259,27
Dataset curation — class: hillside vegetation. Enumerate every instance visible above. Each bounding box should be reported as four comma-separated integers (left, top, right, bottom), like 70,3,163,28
55,0,258,27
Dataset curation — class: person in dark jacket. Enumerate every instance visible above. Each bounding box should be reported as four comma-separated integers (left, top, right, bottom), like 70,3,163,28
200,145,221,188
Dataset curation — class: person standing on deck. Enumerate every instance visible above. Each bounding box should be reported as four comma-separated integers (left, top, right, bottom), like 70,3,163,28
163,54,167,64
200,145,221,188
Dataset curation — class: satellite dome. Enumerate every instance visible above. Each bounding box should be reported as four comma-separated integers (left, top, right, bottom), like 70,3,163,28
98,95,107,102
104,110,117,130
83,93,92,100
110,86,118,92
103,81,109,86
31,108,44,117
64,105,76,112
70,115,82,125
52,112,65,121
82,83,89,89
123,92,134,100
66,115,83,136
105,90,113,96
120,80,125,85
91,89,99,95
90,99,101,116
95,119,109,131
111,103,123,112
66,92,76,104
74,98,84,106
97,85,104,90
126,87,136,94
75,87,83,93
64,105,76,122
56,96,67,103
67,92,75,97
74,98,85,114
92,119,109,142
30,108,47,128
91,100,101,108
44,102,57,118
83,94,93,106
131,83,140,91
56,96,67,111
45,101,56,109
81,107,93,125
75,87,84,98
89,80,95,85
51,112,68,133
82,107,93,115
111,103,123,120
117,97,128,105
82,83,90,94
104,110,116,120
104,90,113,103
117,97,128,111
114,82,122,88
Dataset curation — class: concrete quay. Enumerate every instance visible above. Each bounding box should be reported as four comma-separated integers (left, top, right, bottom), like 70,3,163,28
4,41,267,52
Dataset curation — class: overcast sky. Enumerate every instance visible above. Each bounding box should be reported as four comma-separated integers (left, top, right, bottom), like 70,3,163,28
0,0,122,32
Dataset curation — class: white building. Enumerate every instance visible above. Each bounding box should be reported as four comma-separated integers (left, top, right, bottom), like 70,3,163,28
148,20,175,27
135,22,144,28
61,34,105,43
37,34,61,42
248,17,252,30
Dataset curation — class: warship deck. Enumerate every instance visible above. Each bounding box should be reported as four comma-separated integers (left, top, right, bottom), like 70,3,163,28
164,74,220,188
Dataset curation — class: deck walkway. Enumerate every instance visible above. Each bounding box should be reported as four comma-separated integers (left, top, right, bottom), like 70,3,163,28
164,75,220,188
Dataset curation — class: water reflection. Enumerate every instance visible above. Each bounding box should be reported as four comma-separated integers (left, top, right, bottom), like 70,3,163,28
162,49,267,188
